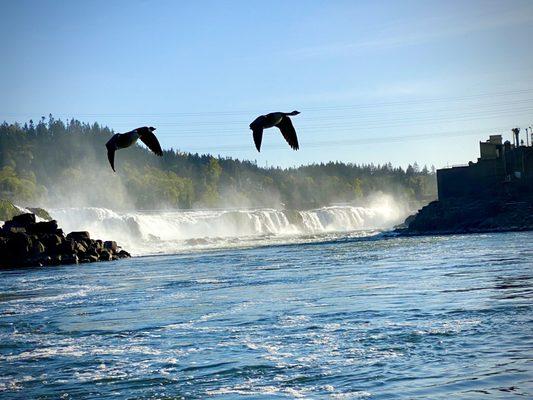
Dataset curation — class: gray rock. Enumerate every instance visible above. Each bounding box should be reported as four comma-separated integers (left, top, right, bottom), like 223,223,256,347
104,241,117,252
117,250,131,258
74,242,87,255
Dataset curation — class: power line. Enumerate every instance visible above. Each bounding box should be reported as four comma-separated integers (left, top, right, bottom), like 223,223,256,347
2,88,532,118
84,98,533,128
116,106,533,136
174,126,519,152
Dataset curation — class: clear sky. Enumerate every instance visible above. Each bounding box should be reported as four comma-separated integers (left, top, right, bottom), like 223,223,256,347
2,0,532,169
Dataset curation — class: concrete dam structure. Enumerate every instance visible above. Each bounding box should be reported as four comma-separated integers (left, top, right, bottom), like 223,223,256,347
437,130,533,200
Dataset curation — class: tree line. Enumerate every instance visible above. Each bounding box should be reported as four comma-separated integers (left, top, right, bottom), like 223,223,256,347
0,116,436,210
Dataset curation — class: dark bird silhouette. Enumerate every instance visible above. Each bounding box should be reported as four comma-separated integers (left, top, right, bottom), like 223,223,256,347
249,111,300,152
105,126,163,171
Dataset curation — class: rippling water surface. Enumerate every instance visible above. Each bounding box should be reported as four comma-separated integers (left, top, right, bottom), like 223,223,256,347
1,232,532,399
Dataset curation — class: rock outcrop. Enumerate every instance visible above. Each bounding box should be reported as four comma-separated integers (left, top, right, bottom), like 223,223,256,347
397,194,533,236
0,199,22,222
0,200,53,222
0,213,131,268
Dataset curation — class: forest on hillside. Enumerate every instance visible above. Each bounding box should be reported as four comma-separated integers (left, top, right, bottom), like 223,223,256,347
0,116,437,210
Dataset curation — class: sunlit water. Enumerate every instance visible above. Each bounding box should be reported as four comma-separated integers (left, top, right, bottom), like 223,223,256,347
1,231,532,399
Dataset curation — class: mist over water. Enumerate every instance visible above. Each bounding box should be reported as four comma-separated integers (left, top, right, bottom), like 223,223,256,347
49,195,409,255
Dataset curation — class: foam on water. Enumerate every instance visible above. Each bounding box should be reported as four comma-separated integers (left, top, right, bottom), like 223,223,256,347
49,201,406,255
0,232,531,398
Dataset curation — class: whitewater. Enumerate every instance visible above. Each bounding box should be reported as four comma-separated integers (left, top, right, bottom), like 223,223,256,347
2,199,532,398
2,230,531,398
49,200,408,255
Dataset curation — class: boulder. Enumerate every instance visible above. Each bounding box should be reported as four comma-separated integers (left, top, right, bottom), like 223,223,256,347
99,249,112,261
117,250,131,258
66,231,90,241
5,226,26,234
27,207,52,221
9,232,33,255
0,199,22,221
10,213,36,227
74,242,87,255
80,239,91,250
32,240,46,255
104,241,117,252
61,254,79,265
86,248,99,259
41,234,63,249
59,239,76,253
27,220,58,235
0,212,131,268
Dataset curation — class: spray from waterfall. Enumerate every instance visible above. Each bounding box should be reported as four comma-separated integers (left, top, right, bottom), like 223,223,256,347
49,194,409,255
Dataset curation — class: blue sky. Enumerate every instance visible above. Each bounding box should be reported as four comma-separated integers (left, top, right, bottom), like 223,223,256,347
2,0,532,168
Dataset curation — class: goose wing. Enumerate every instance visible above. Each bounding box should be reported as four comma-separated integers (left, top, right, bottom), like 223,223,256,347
140,131,163,156
275,116,299,150
252,126,264,152
105,141,116,172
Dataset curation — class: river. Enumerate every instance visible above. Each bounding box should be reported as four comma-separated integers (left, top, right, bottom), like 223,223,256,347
0,207,531,398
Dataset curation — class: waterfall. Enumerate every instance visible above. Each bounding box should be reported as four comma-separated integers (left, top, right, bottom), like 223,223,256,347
49,203,405,255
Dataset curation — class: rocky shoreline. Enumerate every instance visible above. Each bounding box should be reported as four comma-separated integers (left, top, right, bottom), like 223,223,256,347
395,194,533,236
0,213,130,268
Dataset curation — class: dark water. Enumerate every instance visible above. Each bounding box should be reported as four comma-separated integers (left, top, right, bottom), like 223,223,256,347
1,232,532,399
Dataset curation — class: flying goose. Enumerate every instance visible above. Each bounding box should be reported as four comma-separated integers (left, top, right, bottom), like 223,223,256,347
249,111,300,152
105,126,163,171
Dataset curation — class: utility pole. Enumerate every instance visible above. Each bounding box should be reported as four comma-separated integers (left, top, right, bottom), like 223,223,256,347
512,127,520,147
